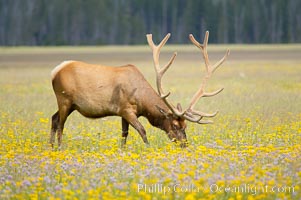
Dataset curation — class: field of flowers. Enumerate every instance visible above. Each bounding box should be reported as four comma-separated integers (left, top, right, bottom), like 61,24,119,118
0,45,301,199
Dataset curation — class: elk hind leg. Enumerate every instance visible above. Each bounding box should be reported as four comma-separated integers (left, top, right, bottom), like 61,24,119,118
121,118,129,147
50,111,59,148
57,103,73,149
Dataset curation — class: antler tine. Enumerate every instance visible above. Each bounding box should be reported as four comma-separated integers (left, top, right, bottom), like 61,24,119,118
189,31,210,72
146,33,184,117
212,49,230,73
203,87,224,97
147,34,173,72
182,113,213,124
188,109,219,117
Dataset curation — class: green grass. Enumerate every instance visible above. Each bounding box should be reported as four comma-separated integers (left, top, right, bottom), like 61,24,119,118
0,45,301,199
1,43,301,55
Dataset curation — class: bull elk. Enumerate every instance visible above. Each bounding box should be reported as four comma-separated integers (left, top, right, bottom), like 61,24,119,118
50,31,230,148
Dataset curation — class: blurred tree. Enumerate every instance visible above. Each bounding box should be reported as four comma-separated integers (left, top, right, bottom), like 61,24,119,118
0,0,300,45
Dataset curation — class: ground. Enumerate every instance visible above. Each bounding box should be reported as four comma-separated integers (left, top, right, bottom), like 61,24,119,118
0,44,301,199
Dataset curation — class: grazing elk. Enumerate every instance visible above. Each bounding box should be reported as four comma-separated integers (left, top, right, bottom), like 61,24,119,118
50,31,229,148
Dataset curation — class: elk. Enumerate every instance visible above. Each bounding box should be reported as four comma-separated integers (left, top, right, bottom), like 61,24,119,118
50,31,229,148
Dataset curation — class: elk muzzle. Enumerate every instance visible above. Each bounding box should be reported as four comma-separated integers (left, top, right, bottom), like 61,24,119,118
168,130,188,148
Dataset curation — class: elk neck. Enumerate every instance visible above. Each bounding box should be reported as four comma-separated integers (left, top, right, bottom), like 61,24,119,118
141,96,171,132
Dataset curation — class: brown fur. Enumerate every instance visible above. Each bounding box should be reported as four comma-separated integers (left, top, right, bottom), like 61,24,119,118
50,61,187,148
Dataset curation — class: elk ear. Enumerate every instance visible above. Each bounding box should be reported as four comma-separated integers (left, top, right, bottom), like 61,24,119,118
177,103,182,112
155,105,169,118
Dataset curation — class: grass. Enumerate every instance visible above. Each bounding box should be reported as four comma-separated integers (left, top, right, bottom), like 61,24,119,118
0,45,301,199
1,43,301,54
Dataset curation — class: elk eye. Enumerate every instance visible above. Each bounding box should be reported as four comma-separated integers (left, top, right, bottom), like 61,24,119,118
172,124,178,129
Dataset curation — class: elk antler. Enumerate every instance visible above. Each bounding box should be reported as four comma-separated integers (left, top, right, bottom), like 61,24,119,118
146,31,230,124
146,33,184,116
184,31,230,123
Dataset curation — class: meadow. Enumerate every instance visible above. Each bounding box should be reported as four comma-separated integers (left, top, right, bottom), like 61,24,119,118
0,44,301,200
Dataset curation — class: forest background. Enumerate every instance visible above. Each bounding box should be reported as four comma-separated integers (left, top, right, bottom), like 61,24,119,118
1,0,301,46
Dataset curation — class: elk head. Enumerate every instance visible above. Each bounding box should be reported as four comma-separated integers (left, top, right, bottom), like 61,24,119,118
147,31,230,146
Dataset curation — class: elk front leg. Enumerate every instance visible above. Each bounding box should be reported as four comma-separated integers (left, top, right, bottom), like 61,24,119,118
123,113,149,145
121,118,129,147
